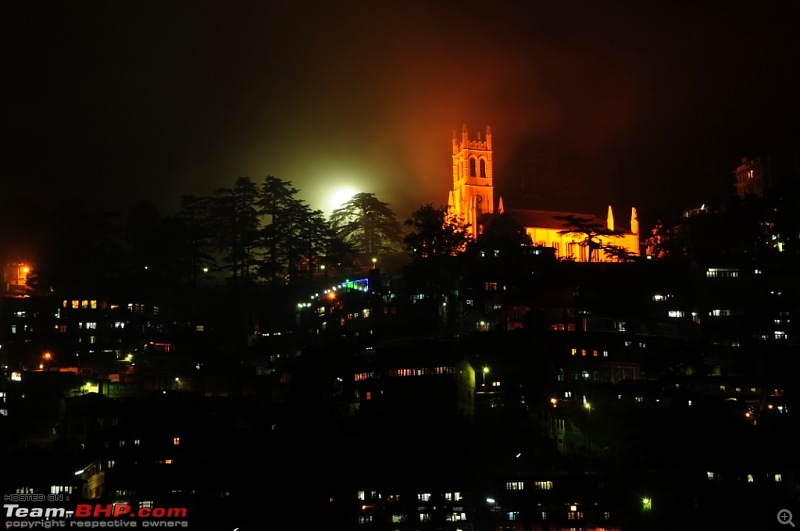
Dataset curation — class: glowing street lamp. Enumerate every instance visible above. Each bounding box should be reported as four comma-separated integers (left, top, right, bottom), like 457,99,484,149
482,366,489,393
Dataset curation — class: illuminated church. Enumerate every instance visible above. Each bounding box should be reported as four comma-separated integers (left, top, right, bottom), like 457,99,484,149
447,125,641,262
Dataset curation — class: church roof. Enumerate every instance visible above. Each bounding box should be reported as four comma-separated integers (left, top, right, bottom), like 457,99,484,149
503,208,607,231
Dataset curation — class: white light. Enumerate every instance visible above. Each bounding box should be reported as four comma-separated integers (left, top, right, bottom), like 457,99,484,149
328,187,358,213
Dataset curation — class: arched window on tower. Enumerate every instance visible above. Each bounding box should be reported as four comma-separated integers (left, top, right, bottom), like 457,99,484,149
479,158,486,178
469,158,476,177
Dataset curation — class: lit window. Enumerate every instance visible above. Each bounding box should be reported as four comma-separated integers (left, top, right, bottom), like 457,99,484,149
173,437,180,446
709,309,731,317
706,268,740,278
505,481,524,490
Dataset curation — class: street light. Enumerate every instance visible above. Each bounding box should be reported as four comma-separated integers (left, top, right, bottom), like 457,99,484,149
482,366,489,393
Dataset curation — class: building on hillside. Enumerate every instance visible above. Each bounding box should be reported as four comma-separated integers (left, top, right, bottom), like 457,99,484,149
734,155,772,198
447,124,641,262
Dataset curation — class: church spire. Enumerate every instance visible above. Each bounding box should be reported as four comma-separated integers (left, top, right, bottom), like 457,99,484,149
607,205,615,231
630,207,639,234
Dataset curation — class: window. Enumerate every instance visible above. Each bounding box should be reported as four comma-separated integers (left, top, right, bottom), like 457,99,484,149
505,481,524,490
709,309,732,317
469,158,476,177
479,158,487,177
485,282,498,291
706,268,739,278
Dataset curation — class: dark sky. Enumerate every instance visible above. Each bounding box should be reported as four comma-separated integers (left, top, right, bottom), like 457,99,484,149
4,1,799,229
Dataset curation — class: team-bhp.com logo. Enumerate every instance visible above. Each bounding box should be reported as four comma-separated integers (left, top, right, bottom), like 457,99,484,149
4,502,190,528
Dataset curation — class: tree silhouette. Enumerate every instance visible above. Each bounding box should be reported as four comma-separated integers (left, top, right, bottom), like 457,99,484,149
210,177,261,281
177,194,218,284
258,176,302,286
329,192,403,256
555,214,625,262
403,204,472,260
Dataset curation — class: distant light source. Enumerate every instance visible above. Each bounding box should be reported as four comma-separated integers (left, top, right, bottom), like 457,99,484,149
328,186,357,213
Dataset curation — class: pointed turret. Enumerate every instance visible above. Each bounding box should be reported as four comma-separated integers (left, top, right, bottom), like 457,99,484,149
607,205,615,231
498,196,504,214
631,207,639,234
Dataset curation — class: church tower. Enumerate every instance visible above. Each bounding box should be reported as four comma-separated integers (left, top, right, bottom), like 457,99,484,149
448,124,494,238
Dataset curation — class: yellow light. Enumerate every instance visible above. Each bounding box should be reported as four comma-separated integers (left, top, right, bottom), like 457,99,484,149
328,186,358,213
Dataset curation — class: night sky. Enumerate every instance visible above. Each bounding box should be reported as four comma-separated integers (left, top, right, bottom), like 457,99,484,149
4,1,799,229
